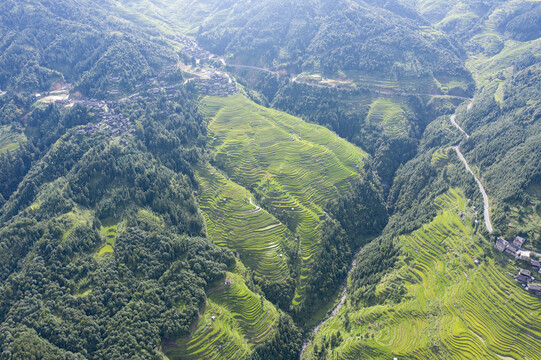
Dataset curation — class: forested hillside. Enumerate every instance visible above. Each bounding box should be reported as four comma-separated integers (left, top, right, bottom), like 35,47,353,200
0,0,178,95
0,0,540,359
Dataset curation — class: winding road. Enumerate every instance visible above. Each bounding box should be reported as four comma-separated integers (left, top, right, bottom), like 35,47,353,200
248,197,261,213
454,146,493,233
450,99,493,233
450,114,470,138
226,64,276,74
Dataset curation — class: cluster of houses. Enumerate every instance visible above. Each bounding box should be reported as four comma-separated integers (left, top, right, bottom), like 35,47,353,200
191,72,237,96
76,109,135,139
495,236,541,296
55,98,72,106
107,64,181,98
177,36,213,60
73,98,108,111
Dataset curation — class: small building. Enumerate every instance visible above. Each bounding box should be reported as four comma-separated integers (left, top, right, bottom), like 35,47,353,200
532,259,541,269
506,244,519,256
527,284,541,296
495,238,508,252
516,251,530,261
517,269,532,283
513,236,526,248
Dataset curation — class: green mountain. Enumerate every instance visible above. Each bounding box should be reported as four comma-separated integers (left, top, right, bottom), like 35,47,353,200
0,0,539,359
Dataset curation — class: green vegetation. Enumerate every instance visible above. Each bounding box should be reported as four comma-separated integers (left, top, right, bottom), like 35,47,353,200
0,125,25,154
201,93,375,309
304,189,541,359
0,0,179,94
0,0,540,359
196,164,291,282
164,270,279,359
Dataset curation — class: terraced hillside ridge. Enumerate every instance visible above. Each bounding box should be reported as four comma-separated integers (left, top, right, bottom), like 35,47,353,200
366,98,410,137
196,163,291,282
201,94,370,306
163,270,279,359
303,189,541,359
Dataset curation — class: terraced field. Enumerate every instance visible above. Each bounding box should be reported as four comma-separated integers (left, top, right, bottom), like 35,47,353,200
196,164,290,281
0,125,26,154
431,147,450,168
304,189,541,359
463,0,541,87
201,94,369,305
164,271,278,359
97,221,122,258
366,98,409,137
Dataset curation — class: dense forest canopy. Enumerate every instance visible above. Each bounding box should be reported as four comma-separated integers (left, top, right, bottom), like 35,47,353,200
194,0,470,80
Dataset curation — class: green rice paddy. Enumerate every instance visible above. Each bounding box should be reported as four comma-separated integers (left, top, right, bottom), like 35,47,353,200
196,164,290,281
98,245,114,257
366,98,410,137
431,147,450,167
97,221,122,257
163,271,279,359
304,189,541,359
200,94,369,305
56,208,93,242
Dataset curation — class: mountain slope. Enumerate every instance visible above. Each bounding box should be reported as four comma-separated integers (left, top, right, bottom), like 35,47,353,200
303,188,541,359
198,94,386,315
0,0,540,359
0,0,179,95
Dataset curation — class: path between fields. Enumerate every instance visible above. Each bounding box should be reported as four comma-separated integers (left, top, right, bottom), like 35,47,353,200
249,197,261,213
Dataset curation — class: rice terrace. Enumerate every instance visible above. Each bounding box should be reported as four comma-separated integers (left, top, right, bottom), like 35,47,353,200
0,0,539,359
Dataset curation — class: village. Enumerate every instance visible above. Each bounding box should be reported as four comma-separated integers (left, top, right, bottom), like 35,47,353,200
75,107,135,140
189,71,238,96
495,236,541,296
177,35,214,61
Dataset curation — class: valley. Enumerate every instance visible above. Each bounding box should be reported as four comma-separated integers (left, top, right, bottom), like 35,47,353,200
0,0,539,359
